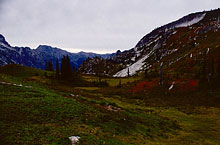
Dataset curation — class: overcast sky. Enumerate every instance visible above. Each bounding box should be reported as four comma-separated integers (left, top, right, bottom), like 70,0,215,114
0,0,219,53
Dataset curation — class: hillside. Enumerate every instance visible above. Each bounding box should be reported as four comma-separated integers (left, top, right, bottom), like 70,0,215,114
0,34,112,69
79,9,220,77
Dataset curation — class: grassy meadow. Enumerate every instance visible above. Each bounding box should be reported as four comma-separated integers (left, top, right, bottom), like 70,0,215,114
0,64,220,145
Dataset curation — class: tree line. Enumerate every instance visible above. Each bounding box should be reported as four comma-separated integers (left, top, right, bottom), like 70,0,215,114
45,55,78,81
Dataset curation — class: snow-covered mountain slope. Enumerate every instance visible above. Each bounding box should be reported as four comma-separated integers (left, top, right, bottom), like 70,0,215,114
79,9,220,77
0,34,111,69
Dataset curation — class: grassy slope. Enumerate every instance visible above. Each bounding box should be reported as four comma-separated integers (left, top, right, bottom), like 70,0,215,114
0,65,220,145
82,75,141,87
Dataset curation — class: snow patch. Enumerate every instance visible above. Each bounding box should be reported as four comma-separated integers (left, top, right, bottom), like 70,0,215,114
0,42,14,51
169,82,175,91
114,49,155,77
136,52,141,57
168,49,178,54
175,13,206,28
206,48,210,54
172,31,177,35
114,41,164,77
131,57,135,61
18,48,23,55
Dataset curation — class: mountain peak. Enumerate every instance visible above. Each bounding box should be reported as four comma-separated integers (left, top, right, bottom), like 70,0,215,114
0,34,10,46
36,45,53,50
35,45,61,54
0,34,4,40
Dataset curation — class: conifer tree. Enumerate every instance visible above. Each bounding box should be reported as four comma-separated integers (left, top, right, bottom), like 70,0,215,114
66,55,72,78
160,62,163,86
45,60,48,70
45,60,53,71
217,57,220,79
209,56,215,80
144,68,148,79
61,55,72,80
117,79,122,88
127,68,130,77
202,53,207,82
56,59,59,78
61,56,66,79
72,65,77,78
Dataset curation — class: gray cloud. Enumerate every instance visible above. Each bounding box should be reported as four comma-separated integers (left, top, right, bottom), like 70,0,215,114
0,0,219,53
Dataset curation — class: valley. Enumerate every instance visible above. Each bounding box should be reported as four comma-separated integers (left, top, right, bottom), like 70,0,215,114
0,8,220,145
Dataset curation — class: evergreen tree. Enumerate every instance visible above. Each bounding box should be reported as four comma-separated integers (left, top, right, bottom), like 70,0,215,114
154,64,158,73
61,56,66,79
127,68,130,77
160,62,163,86
209,56,215,80
135,55,138,61
45,60,48,70
66,55,72,78
72,65,76,74
56,59,59,78
60,55,72,80
45,60,53,71
48,61,53,71
201,53,207,82
144,68,148,79
217,57,220,79
117,79,122,88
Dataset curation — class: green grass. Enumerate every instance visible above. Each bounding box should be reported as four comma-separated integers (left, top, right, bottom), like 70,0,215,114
0,76,179,144
0,65,220,144
0,64,54,78
82,75,141,87
75,87,101,91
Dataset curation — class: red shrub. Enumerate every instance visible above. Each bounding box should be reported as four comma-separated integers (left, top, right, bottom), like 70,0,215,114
179,80,198,91
131,81,157,93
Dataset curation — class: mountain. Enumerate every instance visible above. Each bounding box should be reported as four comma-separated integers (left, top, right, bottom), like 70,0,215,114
79,9,220,77
0,34,112,70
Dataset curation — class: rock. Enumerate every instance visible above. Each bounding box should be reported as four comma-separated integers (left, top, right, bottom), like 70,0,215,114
104,105,121,112
69,136,80,145
25,86,33,88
